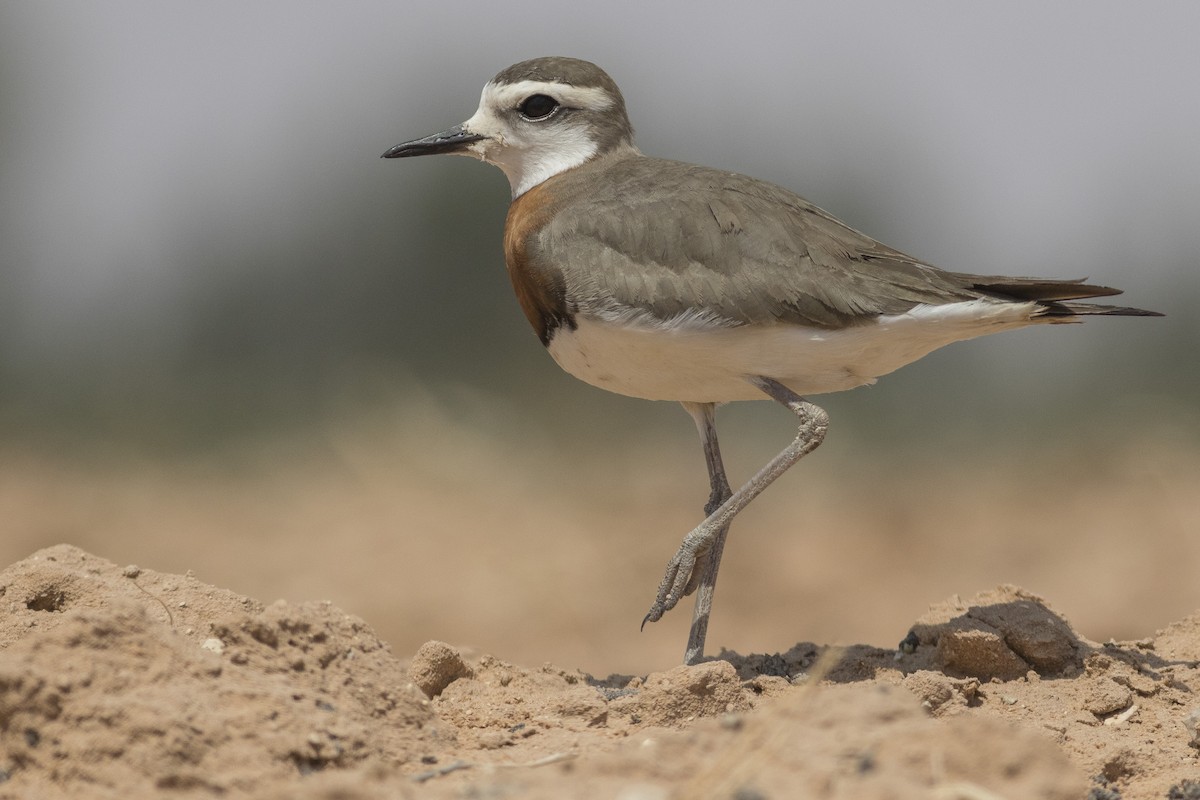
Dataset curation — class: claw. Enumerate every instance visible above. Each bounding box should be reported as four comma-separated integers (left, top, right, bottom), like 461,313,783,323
643,543,703,628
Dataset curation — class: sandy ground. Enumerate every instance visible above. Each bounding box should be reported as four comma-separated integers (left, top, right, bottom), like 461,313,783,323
2,414,1199,797
2,544,1199,799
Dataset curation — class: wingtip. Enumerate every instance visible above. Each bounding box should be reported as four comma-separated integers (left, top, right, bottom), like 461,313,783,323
1043,302,1164,318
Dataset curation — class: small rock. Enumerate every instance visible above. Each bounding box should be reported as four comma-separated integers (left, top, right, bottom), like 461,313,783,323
200,638,225,654
936,620,1029,681
1083,679,1133,717
409,641,474,698
970,600,1079,673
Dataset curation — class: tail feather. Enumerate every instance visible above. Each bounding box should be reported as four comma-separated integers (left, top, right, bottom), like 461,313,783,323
1039,301,1164,319
950,274,1163,319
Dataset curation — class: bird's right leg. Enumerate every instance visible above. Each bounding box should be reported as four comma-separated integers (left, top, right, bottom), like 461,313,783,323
644,377,830,662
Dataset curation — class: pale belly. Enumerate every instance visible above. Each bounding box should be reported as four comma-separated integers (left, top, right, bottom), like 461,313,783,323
545,299,1043,403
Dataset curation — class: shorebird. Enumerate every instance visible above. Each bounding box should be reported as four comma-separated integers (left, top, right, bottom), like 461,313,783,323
382,56,1160,665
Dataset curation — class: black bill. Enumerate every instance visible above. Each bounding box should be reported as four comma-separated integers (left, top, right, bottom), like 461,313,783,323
381,124,485,158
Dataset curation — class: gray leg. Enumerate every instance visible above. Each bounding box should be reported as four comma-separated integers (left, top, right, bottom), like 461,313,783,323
643,378,830,664
678,402,734,666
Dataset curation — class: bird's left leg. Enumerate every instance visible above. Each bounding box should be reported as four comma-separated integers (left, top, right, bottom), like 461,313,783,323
644,378,829,663
677,401,734,666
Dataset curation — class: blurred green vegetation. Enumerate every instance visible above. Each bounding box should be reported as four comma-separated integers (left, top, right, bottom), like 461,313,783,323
0,4,1195,465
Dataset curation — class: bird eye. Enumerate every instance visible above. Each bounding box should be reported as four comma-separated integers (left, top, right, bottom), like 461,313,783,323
518,94,559,120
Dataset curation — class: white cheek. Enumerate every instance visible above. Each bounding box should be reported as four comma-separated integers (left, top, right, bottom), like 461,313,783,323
461,85,602,196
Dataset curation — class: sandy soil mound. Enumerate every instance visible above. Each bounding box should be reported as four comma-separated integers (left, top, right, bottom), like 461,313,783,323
2,545,1198,799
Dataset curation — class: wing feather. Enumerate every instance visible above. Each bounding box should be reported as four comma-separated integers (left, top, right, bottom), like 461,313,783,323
522,153,1146,331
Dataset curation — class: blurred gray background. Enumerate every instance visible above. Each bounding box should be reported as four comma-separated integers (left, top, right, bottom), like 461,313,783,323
1,1,1195,453
1,2,1197,672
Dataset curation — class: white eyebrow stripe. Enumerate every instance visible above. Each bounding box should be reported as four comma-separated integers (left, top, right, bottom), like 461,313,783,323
484,80,614,112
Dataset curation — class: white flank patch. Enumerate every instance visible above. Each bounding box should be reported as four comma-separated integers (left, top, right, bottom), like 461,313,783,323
547,299,1043,402
459,81,612,197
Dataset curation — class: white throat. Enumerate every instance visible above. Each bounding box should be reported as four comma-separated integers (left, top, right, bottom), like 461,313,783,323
492,132,599,197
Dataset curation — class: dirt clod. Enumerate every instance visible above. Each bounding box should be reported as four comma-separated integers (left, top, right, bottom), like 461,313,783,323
937,619,1031,680
912,586,1085,680
902,670,979,716
609,660,751,726
409,640,473,697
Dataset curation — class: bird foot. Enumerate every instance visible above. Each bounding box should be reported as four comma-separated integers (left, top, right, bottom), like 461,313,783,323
641,530,713,628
